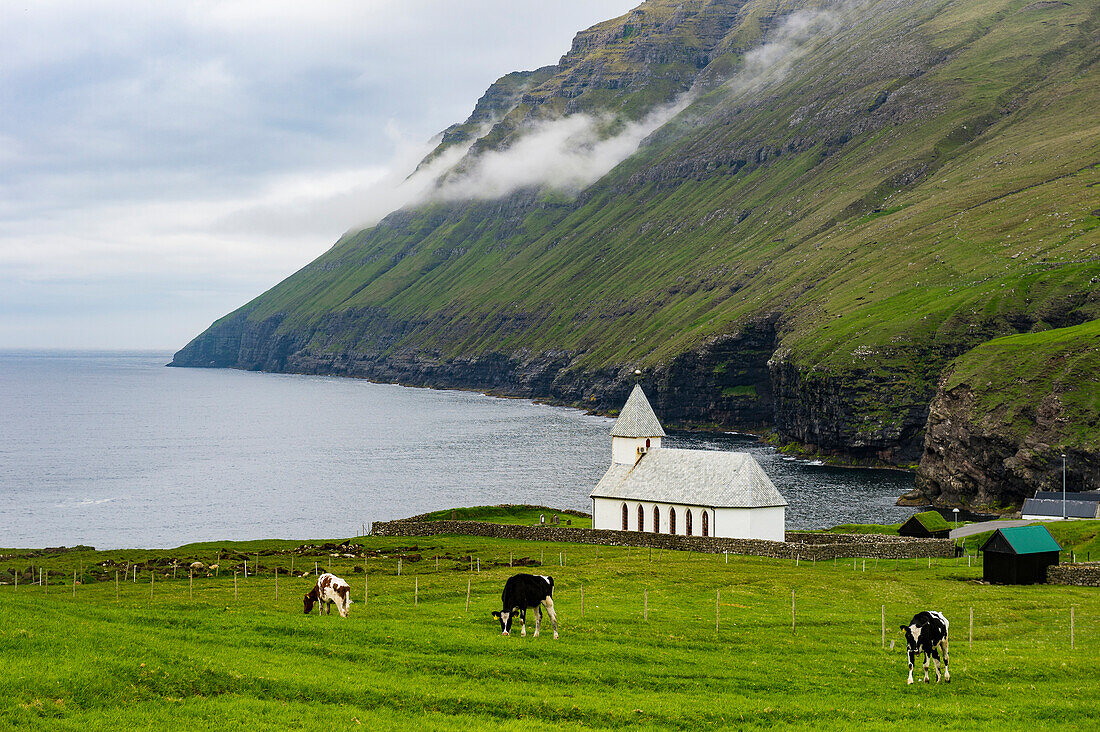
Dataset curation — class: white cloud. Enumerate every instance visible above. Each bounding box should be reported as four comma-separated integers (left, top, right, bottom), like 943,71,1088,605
427,96,692,202
0,1,641,348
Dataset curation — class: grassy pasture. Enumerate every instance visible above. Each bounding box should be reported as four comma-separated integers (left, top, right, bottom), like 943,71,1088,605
2,534,1098,730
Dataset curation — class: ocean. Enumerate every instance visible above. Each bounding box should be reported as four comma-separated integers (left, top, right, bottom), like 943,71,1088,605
0,350,915,549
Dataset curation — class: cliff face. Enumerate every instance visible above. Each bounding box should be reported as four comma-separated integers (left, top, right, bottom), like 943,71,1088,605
174,0,1100,506
913,320,1100,510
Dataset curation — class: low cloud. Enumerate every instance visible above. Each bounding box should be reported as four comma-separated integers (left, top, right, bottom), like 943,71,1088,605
722,6,847,98
427,96,692,202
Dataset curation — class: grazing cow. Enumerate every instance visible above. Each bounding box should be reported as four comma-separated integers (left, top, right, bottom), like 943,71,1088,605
900,611,950,684
491,573,558,639
304,572,352,618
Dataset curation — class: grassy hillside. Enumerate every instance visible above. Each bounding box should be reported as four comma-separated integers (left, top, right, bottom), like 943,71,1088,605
173,0,1100,495
4,533,1099,729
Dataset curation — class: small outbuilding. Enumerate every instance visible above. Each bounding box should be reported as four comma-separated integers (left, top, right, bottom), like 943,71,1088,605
980,525,1062,585
898,510,951,539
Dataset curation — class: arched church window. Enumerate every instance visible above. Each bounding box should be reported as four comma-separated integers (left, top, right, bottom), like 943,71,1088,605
702,510,709,537
669,507,677,535
653,506,660,533
621,503,628,531
686,509,693,536
637,504,644,531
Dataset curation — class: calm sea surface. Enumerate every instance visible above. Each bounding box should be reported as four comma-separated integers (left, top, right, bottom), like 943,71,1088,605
0,351,916,549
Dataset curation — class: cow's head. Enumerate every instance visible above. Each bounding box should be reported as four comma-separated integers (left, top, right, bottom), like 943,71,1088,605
491,610,514,636
899,623,920,651
304,588,318,614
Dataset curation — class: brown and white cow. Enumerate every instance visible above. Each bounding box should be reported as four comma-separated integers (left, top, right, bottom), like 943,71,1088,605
304,572,352,618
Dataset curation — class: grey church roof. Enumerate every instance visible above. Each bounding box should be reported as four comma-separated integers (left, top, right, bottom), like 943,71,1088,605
591,448,788,509
610,385,666,438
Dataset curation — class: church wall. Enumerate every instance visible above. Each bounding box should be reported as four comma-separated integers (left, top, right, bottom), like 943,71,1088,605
611,436,660,465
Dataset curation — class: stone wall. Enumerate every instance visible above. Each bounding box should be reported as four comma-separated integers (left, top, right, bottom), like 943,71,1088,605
371,520,954,560
1046,563,1100,587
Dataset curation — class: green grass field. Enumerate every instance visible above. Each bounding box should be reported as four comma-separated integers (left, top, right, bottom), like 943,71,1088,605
3,528,1099,730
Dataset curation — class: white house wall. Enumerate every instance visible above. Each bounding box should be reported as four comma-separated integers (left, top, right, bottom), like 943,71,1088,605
714,506,785,542
594,497,783,540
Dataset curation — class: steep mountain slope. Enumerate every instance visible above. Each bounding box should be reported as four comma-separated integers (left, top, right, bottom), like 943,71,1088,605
173,0,1100,509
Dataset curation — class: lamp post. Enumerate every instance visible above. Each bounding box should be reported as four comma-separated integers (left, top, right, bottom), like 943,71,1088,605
1062,453,1067,519
952,507,959,531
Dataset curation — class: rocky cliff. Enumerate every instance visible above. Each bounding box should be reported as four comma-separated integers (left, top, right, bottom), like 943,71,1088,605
173,0,1100,508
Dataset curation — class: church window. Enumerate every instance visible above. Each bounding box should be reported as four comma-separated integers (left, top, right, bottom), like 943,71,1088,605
669,507,677,534
702,510,709,537
653,506,660,533
621,503,628,530
637,504,644,531
686,509,693,536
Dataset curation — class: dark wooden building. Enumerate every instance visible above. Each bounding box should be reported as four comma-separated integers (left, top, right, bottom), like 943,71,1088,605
980,525,1061,585
899,510,951,539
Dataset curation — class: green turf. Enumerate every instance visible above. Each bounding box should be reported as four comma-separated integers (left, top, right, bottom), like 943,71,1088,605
416,505,592,528
3,530,1099,730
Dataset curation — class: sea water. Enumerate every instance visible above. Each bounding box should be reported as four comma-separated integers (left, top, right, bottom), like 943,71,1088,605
0,351,915,549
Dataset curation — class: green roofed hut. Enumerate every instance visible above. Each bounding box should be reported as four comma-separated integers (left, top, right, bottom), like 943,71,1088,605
899,511,951,539
980,525,1061,585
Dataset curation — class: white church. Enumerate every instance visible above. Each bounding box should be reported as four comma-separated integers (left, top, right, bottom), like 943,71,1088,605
590,385,788,541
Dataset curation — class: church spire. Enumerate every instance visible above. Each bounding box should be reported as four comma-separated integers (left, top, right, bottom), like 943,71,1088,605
610,385,664,465
611,384,666,438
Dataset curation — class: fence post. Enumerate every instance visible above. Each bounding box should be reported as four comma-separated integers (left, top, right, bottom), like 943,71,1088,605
398,558,401,576
234,572,238,600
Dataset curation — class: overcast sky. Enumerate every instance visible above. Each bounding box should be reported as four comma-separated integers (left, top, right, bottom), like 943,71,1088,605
0,0,639,350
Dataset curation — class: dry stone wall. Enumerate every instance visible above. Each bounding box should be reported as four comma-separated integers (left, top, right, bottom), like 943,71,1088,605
371,520,954,560
1046,563,1100,587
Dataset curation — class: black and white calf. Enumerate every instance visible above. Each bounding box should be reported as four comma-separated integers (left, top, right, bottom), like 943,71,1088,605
491,573,558,639
900,610,950,684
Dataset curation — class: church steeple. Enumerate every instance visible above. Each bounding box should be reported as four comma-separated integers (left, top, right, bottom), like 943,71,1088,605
610,385,665,465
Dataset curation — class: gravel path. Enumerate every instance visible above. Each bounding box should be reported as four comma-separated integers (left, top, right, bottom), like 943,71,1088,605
949,519,1035,539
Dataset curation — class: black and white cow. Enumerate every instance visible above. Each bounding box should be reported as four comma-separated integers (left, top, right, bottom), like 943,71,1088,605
900,610,950,684
491,573,558,639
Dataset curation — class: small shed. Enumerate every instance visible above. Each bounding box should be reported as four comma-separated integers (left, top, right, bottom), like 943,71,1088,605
980,525,1061,585
899,510,951,539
